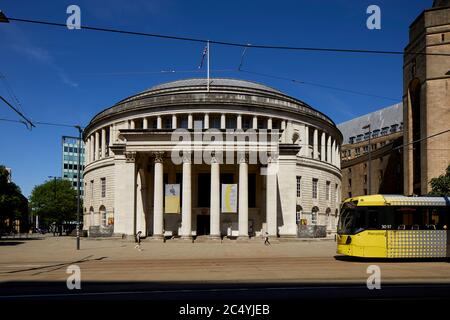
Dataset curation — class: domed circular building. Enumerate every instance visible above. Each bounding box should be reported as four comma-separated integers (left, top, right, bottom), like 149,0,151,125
83,78,342,239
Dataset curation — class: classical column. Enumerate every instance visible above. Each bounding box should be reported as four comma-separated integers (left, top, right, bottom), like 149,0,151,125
204,113,209,129
336,145,341,168
152,152,164,239
220,114,226,129
85,137,89,165
334,143,339,167
331,139,336,166
181,153,192,239
143,117,148,129
313,128,318,159
188,114,193,129
109,125,114,146
94,131,99,161
327,135,332,163
281,120,286,142
238,154,248,238
101,128,106,159
304,125,309,157
321,132,326,162
252,115,258,129
157,116,162,129
266,156,277,236
172,114,177,129
113,151,137,235
237,114,242,129
90,135,94,163
210,155,220,239
112,123,117,142
267,117,273,130
130,119,135,129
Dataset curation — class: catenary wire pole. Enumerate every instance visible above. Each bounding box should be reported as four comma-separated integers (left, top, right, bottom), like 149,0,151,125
75,126,82,250
207,41,210,92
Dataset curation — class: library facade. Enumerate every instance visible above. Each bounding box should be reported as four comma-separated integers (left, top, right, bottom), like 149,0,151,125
82,78,342,239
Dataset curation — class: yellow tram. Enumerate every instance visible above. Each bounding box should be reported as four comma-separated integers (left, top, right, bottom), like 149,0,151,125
337,195,450,258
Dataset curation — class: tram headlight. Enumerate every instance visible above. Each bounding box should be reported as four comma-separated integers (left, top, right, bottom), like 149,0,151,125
345,236,352,245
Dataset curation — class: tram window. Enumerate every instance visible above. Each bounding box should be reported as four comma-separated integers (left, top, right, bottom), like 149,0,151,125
367,210,379,229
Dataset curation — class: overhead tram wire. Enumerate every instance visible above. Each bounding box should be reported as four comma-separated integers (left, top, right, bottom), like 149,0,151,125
238,69,400,102
0,72,25,115
392,129,450,151
3,15,450,57
73,68,235,77
0,95,35,129
0,117,83,129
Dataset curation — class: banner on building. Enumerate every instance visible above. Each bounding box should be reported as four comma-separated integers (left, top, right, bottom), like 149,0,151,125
165,184,180,213
221,184,237,213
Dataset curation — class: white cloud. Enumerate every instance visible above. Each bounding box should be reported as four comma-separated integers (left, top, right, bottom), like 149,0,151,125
1,24,79,88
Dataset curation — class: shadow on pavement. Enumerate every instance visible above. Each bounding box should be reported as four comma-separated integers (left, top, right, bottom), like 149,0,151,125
0,241,25,246
0,256,108,275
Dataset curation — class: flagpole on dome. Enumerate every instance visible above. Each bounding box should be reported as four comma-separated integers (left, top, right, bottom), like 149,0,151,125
207,40,210,92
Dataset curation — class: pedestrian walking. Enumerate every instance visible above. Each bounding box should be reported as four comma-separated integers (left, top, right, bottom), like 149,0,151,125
135,231,143,251
264,232,270,245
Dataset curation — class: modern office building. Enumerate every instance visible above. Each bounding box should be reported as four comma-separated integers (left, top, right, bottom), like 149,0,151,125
338,103,404,198
82,78,343,239
62,136,85,196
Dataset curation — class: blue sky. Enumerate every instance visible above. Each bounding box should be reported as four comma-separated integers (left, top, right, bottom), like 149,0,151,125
0,0,431,196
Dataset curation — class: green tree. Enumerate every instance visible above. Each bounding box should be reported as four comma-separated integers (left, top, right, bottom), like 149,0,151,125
0,165,28,235
429,164,450,196
29,178,78,233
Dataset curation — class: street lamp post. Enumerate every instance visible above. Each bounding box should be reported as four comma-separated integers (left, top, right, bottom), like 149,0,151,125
362,124,372,195
75,126,82,250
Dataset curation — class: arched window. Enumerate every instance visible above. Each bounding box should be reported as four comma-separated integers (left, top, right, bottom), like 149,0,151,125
99,206,107,227
325,208,331,229
311,206,319,225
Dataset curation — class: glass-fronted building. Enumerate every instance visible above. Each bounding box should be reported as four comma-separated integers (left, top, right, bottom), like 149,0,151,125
62,136,85,196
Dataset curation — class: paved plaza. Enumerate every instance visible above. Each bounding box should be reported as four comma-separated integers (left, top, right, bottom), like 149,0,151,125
1,236,450,285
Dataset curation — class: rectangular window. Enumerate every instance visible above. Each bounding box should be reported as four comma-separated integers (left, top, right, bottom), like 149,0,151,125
326,181,330,201
210,117,220,129
226,117,236,129
257,118,266,129
164,118,172,129
296,176,301,197
242,117,251,129
335,184,339,203
101,178,106,198
312,178,318,199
